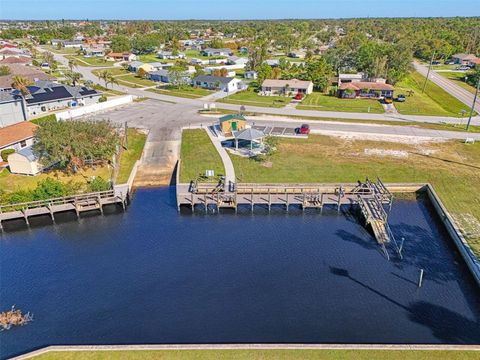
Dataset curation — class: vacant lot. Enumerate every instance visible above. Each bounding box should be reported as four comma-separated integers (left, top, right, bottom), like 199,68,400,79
218,89,291,108
395,72,472,117
229,135,480,254
115,74,156,87
180,129,225,183
436,71,477,94
92,67,130,77
147,86,212,99
65,55,115,67
298,92,385,113
34,349,480,360
116,129,147,184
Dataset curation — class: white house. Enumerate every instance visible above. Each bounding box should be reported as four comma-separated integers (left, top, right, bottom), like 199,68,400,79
227,56,249,67
201,48,233,57
192,75,245,92
157,51,186,60
244,70,258,80
261,79,314,96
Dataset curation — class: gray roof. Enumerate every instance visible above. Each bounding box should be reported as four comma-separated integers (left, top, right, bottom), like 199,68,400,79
128,61,144,68
193,75,234,84
203,48,232,53
149,69,169,77
234,127,265,141
0,91,21,104
16,146,38,162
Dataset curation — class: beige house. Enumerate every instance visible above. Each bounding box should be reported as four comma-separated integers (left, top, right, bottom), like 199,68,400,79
8,146,43,175
261,79,314,96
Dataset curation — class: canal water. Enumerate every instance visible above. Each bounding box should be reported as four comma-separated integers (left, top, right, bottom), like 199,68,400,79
1,187,479,359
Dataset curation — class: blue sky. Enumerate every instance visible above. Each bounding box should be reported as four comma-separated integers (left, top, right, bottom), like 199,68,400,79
2,0,478,20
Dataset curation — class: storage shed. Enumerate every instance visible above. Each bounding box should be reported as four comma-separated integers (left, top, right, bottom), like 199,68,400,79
219,114,247,137
7,146,43,175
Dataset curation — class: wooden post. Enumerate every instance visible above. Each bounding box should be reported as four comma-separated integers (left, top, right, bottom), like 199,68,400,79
235,192,238,214
204,193,207,213
48,203,55,222
251,190,254,212
191,193,194,212
320,193,324,214
268,190,271,212
98,195,104,215
286,192,289,212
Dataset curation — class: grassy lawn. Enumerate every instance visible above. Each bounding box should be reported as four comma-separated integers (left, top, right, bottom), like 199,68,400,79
180,129,225,183
297,92,385,113
435,71,477,94
114,74,156,87
33,349,480,360
40,45,79,54
116,129,147,184
0,166,112,194
92,67,130,77
395,72,472,117
218,89,291,108
65,55,115,67
184,49,226,61
147,86,212,99
137,54,171,63
229,135,480,254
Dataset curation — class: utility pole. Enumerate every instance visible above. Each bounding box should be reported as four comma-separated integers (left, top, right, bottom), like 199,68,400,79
466,77,480,131
422,50,436,94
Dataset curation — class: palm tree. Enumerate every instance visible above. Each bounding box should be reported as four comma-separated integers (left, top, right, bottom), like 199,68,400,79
12,76,33,120
68,59,77,72
65,71,83,87
97,70,117,89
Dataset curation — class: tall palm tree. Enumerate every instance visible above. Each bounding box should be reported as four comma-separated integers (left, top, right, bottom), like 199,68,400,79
12,76,33,120
65,71,83,87
68,59,77,72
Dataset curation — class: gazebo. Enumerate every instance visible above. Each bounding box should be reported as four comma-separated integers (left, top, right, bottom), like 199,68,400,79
234,127,266,150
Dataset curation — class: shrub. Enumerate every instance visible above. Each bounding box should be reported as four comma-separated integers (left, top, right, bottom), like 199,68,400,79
87,176,111,192
99,95,108,102
31,178,72,200
1,149,15,162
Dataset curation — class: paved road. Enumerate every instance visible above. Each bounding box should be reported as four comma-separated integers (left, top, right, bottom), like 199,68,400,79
414,62,480,114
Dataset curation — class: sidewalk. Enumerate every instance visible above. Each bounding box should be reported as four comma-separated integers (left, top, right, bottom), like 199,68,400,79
205,126,236,191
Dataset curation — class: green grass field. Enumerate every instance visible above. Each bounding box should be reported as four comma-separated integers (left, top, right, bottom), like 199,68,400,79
92,67,130,77
297,92,385,113
180,129,225,183
33,349,480,360
114,74,156,87
147,86,212,99
116,129,147,184
229,135,480,254
137,54,171,63
394,72,472,117
436,71,477,94
65,55,115,67
218,89,291,108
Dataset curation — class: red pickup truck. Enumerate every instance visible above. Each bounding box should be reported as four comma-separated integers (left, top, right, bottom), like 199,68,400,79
296,124,310,135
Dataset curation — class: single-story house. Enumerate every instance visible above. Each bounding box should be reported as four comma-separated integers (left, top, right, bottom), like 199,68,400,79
265,59,280,67
201,48,233,57
192,75,245,92
0,64,55,91
157,51,186,60
137,63,156,73
219,114,247,137
0,91,26,127
61,40,84,48
0,56,32,65
17,81,102,118
128,61,144,72
261,79,314,96
83,47,105,57
468,58,480,68
338,81,394,99
239,47,248,55
0,121,38,151
451,54,478,65
0,48,27,59
227,56,249,66
7,146,43,175
244,70,258,80
105,52,137,62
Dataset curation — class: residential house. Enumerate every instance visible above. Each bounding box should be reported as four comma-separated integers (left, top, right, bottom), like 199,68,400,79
0,47,27,59
0,64,55,91
0,121,38,152
451,54,478,65
61,40,83,48
83,47,105,57
244,70,258,80
148,68,192,83
201,48,233,57
128,61,144,72
468,58,480,68
261,79,314,96
7,146,44,175
105,52,137,62
0,56,32,65
0,92,26,127
226,56,249,67
137,63,156,74
157,51,186,60
337,72,365,85
265,59,280,67
17,81,102,117
192,75,245,92
338,81,394,99
218,114,247,137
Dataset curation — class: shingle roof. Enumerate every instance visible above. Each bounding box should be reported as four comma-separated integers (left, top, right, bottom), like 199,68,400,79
193,75,234,84
15,145,37,162
0,56,32,64
0,122,38,149
0,64,54,89
262,79,312,89
339,81,394,91
234,127,265,141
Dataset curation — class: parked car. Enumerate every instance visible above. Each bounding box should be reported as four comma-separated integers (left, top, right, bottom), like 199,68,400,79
444,60,454,65
456,65,470,71
432,61,441,65
396,94,406,102
296,124,310,135
294,93,304,101
384,97,393,104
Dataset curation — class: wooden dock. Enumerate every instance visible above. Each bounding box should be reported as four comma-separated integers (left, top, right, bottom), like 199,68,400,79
0,190,127,230
176,178,402,259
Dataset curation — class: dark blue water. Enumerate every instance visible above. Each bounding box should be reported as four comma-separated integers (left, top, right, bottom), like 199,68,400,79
1,188,479,359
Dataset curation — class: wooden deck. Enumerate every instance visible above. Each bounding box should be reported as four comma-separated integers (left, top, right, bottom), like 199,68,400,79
0,190,127,230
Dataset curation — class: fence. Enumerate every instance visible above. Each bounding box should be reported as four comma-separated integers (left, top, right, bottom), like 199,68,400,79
55,95,134,120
